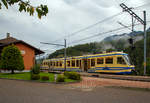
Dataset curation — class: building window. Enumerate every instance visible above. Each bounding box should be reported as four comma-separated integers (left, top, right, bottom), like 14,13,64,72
106,57,113,64
117,57,126,65
97,58,104,64
72,60,75,67
91,59,95,66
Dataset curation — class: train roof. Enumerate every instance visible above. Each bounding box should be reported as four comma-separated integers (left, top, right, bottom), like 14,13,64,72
43,52,128,62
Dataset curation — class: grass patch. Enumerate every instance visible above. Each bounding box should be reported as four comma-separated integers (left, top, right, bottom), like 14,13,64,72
0,72,31,80
0,72,79,83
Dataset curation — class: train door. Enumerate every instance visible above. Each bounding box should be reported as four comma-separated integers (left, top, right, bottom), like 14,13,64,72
82,59,90,72
82,59,88,72
87,59,91,70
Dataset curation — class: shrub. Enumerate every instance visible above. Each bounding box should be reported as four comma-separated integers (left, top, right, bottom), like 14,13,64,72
0,45,24,74
64,71,70,76
30,64,40,74
56,75,65,82
41,76,49,81
64,71,81,80
31,74,40,80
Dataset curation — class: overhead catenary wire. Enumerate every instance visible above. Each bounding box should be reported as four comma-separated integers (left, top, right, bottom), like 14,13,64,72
43,2,150,52
51,12,124,42
70,21,150,45
52,2,150,43
133,2,150,10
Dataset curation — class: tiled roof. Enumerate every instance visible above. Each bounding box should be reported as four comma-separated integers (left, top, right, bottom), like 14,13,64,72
0,37,19,44
0,37,44,55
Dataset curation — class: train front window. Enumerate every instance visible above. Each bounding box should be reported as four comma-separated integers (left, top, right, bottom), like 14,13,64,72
117,57,126,65
123,55,131,65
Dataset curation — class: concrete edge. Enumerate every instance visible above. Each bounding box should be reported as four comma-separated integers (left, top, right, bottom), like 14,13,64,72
0,78,81,84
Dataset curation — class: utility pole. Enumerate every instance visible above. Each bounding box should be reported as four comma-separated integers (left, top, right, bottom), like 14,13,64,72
120,3,147,75
143,11,147,75
64,39,67,71
40,39,67,71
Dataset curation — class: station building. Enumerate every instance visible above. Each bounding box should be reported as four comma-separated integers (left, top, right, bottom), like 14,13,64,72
0,33,44,71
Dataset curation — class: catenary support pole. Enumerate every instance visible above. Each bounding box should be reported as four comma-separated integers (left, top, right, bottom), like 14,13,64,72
143,11,147,75
64,39,67,71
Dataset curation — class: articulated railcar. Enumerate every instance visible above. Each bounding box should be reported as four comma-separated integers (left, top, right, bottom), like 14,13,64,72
41,52,134,74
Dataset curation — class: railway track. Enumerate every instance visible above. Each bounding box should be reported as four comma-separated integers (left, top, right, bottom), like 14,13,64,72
80,72,150,82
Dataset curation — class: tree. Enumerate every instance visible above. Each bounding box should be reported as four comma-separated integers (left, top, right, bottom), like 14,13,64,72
0,45,24,74
0,0,48,19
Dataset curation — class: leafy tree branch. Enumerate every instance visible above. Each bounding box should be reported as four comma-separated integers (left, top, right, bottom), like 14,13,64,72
0,0,48,19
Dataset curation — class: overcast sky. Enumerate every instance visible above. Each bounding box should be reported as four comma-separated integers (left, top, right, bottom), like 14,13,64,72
0,0,150,55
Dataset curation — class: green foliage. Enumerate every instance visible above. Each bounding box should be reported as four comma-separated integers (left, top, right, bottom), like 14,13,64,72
0,0,48,19
146,58,150,76
0,45,24,74
41,76,49,81
0,2,2,9
2,0,8,9
30,64,40,74
64,71,81,80
56,75,65,82
30,74,40,80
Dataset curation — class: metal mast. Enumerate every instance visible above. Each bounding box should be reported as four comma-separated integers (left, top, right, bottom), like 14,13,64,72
120,3,147,75
41,39,67,71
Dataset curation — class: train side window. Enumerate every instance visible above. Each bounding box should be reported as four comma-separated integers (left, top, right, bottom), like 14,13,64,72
76,60,79,67
54,62,56,66
50,62,52,66
91,59,95,66
67,61,70,67
106,57,113,64
72,60,75,67
97,58,103,64
60,61,62,67
117,57,126,65
56,62,58,66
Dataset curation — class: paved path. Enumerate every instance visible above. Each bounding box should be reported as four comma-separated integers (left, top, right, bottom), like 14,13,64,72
0,79,150,103
68,77,150,89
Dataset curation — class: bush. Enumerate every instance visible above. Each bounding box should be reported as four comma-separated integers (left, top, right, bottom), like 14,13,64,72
64,71,70,76
30,64,40,74
31,74,40,80
0,45,24,74
56,75,65,82
41,76,49,81
64,71,81,80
